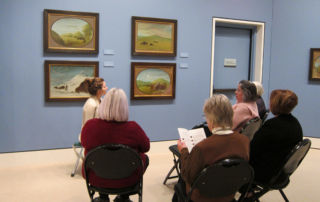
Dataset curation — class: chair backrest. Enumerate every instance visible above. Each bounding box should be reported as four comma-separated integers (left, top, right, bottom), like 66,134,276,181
192,121,212,137
187,158,254,200
270,139,311,184
240,117,262,141
84,144,143,180
261,109,270,124
283,139,311,175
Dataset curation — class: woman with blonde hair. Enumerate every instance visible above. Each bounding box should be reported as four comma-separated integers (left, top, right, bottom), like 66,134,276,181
173,94,249,202
81,88,150,202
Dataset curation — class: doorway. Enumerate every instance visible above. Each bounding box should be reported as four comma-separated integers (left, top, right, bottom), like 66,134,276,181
210,18,265,103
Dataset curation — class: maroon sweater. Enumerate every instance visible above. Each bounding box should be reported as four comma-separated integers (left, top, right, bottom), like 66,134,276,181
81,119,150,188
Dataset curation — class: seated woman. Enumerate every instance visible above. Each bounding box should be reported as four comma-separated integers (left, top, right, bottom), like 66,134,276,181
232,80,259,132
250,89,303,183
81,88,150,202
252,81,267,119
173,94,250,202
78,77,108,141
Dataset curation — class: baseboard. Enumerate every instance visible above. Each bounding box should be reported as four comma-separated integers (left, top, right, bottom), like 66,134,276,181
306,137,320,149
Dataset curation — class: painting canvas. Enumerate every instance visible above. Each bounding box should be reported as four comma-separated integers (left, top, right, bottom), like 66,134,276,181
309,48,320,81
45,61,99,101
132,16,177,56
131,62,176,99
44,9,99,54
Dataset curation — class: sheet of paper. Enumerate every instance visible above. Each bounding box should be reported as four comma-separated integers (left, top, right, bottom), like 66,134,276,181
178,128,189,142
178,127,206,152
188,128,206,146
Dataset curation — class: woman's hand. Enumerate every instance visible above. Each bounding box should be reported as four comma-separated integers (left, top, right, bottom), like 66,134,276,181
177,139,187,152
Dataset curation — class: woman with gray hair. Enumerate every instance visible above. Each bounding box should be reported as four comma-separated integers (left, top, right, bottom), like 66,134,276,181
252,81,267,119
232,80,259,132
81,88,150,202
173,94,250,202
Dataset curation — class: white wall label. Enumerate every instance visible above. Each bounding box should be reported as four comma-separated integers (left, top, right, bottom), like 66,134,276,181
224,58,237,67
179,63,189,69
180,52,190,58
104,49,115,55
104,61,114,67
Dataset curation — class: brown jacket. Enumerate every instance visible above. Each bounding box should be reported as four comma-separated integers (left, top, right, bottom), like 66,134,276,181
180,132,250,202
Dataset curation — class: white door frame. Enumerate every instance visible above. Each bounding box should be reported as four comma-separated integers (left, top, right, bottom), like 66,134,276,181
210,17,265,97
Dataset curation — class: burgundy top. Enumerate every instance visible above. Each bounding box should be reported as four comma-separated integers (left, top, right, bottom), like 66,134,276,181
81,118,150,188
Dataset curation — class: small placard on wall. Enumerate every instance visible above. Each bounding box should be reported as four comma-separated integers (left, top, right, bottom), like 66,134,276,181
180,52,190,58
179,63,189,69
104,61,114,67
104,49,115,55
224,58,237,67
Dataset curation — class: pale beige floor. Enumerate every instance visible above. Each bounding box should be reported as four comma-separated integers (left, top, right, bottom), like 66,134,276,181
0,138,319,202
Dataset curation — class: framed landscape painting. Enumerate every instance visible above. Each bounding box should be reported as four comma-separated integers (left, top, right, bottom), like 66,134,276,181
45,60,99,102
309,48,320,81
131,16,177,56
131,62,176,99
44,9,99,54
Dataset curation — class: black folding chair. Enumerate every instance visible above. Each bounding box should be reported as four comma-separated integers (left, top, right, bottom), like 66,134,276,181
246,139,311,202
240,117,262,141
84,144,144,202
163,144,181,185
174,158,254,202
163,122,211,185
261,109,270,124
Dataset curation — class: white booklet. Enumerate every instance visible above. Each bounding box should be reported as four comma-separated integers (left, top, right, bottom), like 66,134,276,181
178,127,206,152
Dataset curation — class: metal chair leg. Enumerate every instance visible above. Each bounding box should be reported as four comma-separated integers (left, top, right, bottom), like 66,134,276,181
71,146,83,177
163,165,177,184
279,189,289,202
163,153,180,184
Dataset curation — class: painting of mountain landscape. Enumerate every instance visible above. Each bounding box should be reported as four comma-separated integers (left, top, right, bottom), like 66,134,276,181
44,9,99,54
136,69,170,94
132,17,177,56
51,18,93,47
136,22,173,52
45,61,98,101
131,62,176,99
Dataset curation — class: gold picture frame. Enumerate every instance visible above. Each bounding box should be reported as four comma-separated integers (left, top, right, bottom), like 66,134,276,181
45,60,99,102
131,16,177,57
131,62,176,99
309,48,320,81
44,9,99,54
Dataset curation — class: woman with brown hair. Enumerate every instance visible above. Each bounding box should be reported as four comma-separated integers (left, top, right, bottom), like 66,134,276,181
79,77,108,141
232,80,259,132
250,89,303,183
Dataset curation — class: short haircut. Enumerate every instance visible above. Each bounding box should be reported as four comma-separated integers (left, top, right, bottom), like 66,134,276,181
98,88,129,122
239,80,258,102
87,77,104,96
270,89,298,115
252,81,264,96
203,94,233,129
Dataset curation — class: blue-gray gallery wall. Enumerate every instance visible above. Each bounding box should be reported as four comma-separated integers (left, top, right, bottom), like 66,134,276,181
270,0,320,139
0,0,274,152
